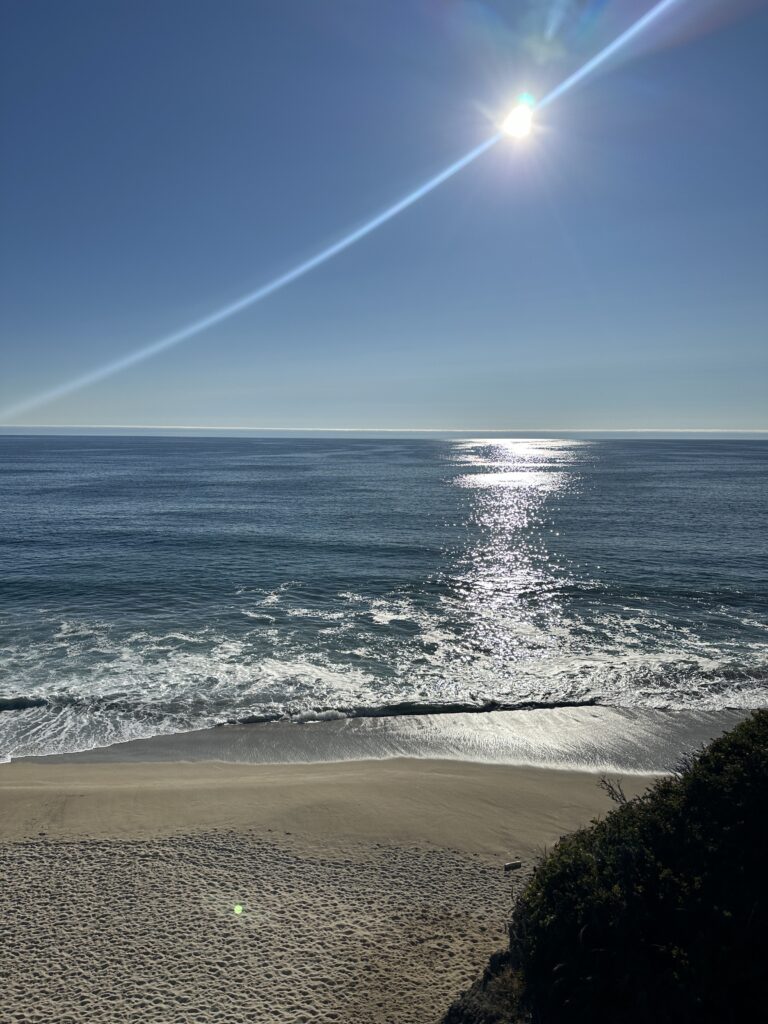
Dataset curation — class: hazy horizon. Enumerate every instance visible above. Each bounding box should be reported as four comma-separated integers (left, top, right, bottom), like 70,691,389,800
1,424,766,440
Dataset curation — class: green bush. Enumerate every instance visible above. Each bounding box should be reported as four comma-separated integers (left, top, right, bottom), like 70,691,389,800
509,710,768,1023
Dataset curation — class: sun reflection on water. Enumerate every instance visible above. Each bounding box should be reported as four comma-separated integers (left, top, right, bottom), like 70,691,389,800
444,439,585,684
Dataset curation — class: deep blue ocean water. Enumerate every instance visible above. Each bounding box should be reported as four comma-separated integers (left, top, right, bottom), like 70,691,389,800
1,435,766,758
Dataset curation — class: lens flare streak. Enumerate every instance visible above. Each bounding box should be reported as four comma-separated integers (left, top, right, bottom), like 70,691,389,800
0,135,499,421
538,0,684,108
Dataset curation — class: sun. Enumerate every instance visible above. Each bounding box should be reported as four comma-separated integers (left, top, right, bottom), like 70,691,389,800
501,95,535,139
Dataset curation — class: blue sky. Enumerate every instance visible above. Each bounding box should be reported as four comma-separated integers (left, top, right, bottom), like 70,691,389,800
1,0,766,430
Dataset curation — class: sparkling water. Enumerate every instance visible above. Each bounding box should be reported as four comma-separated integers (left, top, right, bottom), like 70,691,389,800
1,435,766,758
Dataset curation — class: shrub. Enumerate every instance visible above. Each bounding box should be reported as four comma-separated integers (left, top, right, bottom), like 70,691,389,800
442,950,517,1024
509,710,768,1023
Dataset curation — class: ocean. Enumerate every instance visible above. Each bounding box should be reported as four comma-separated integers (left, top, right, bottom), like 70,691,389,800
0,434,766,760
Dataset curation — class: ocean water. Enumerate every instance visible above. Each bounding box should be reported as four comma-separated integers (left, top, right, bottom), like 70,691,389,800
0,435,766,759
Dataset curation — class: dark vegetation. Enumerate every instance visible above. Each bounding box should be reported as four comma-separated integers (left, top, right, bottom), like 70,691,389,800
444,711,768,1024
443,950,518,1024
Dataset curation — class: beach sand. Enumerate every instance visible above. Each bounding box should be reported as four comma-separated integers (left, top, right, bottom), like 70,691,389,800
1,757,654,1024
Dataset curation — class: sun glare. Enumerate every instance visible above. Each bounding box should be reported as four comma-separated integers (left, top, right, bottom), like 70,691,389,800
502,102,534,139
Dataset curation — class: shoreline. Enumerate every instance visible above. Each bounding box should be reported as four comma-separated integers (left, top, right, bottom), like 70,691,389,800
0,709,747,1023
5,704,749,774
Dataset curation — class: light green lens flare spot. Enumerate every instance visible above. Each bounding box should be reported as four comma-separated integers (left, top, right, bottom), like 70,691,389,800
518,92,537,108
233,904,244,915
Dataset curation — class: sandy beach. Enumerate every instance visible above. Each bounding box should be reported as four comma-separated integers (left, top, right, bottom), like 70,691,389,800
2,0,764,1018
1,754,654,1024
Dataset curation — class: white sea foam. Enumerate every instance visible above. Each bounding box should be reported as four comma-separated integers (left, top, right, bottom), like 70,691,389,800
1,436,765,760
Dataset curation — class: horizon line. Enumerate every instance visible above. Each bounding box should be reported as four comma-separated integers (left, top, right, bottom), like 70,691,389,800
1,424,767,435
